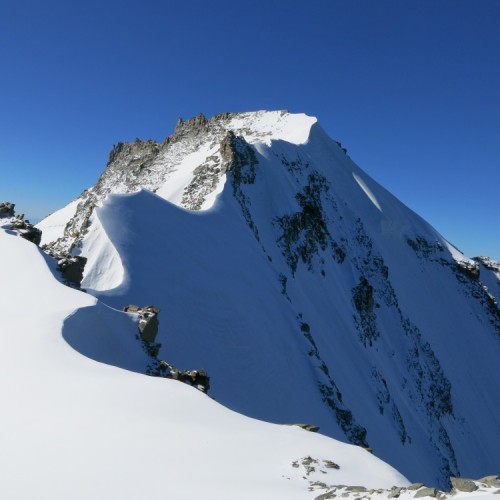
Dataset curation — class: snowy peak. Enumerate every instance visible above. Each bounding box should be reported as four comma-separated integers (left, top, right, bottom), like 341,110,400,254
172,110,317,146
36,110,500,489
38,110,317,254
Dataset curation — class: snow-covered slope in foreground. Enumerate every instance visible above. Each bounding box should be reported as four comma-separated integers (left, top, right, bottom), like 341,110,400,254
0,223,414,499
37,110,500,489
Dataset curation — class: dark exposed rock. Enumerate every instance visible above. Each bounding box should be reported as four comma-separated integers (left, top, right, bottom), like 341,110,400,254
222,131,261,242
352,277,374,314
0,203,42,245
406,237,444,259
296,314,369,448
220,130,237,163
123,305,210,393
156,361,210,393
315,491,337,500
124,304,160,343
43,247,87,289
173,113,209,139
181,153,225,210
300,455,319,476
479,476,500,488
291,423,321,432
323,460,339,469
413,487,438,498
0,202,15,217
352,276,378,345
301,456,317,466
453,264,500,331
345,486,367,492
42,192,97,256
311,477,500,500
12,218,42,245
274,172,341,275
474,257,500,273
389,486,403,498
450,477,478,492
58,256,87,287
407,484,425,490
123,304,140,313
351,237,457,485
222,131,259,185
455,260,480,281
372,368,408,445
407,236,499,333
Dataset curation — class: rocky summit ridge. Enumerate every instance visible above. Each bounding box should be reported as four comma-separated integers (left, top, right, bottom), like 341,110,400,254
37,110,500,489
41,110,305,255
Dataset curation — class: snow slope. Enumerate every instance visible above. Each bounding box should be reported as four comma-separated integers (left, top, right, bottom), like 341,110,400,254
1,217,416,499
38,197,81,245
36,110,500,489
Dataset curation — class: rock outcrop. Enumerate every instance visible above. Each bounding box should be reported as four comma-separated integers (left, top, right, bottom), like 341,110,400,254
0,202,42,245
292,423,321,433
42,247,87,289
0,202,15,217
124,304,210,393
58,255,87,288
155,361,210,393
124,304,160,343
307,474,500,500
450,477,478,492
0,202,88,289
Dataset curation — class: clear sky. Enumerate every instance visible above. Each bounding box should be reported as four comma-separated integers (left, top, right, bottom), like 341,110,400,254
1,0,499,260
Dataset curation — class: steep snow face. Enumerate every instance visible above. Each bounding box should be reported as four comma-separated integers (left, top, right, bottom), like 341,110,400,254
79,209,125,292
37,111,500,489
38,198,81,246
1,216,414,500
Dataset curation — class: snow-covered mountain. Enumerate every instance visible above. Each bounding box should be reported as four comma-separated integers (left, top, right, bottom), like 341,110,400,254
1,210,416,499
37,110,500,489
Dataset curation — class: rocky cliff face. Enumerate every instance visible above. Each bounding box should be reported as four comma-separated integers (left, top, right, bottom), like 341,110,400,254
37,111,500,489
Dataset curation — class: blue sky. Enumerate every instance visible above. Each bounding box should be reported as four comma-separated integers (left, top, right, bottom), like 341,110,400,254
1,0,499,259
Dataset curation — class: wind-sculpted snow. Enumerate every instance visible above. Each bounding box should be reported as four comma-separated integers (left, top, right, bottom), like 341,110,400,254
79,209,125,292
2,212,416,499
37,110,500,489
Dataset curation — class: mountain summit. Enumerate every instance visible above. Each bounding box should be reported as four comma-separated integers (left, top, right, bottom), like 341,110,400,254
38,110,500,488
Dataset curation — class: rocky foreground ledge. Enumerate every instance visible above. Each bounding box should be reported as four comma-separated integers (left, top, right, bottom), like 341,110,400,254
300,468,500,500
0,202,41,244
0,201,87,289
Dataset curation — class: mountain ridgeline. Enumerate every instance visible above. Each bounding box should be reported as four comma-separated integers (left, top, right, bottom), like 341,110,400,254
38,111,500,489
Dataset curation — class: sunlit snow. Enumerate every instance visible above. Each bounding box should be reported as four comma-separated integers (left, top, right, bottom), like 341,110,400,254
28,110,500,492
